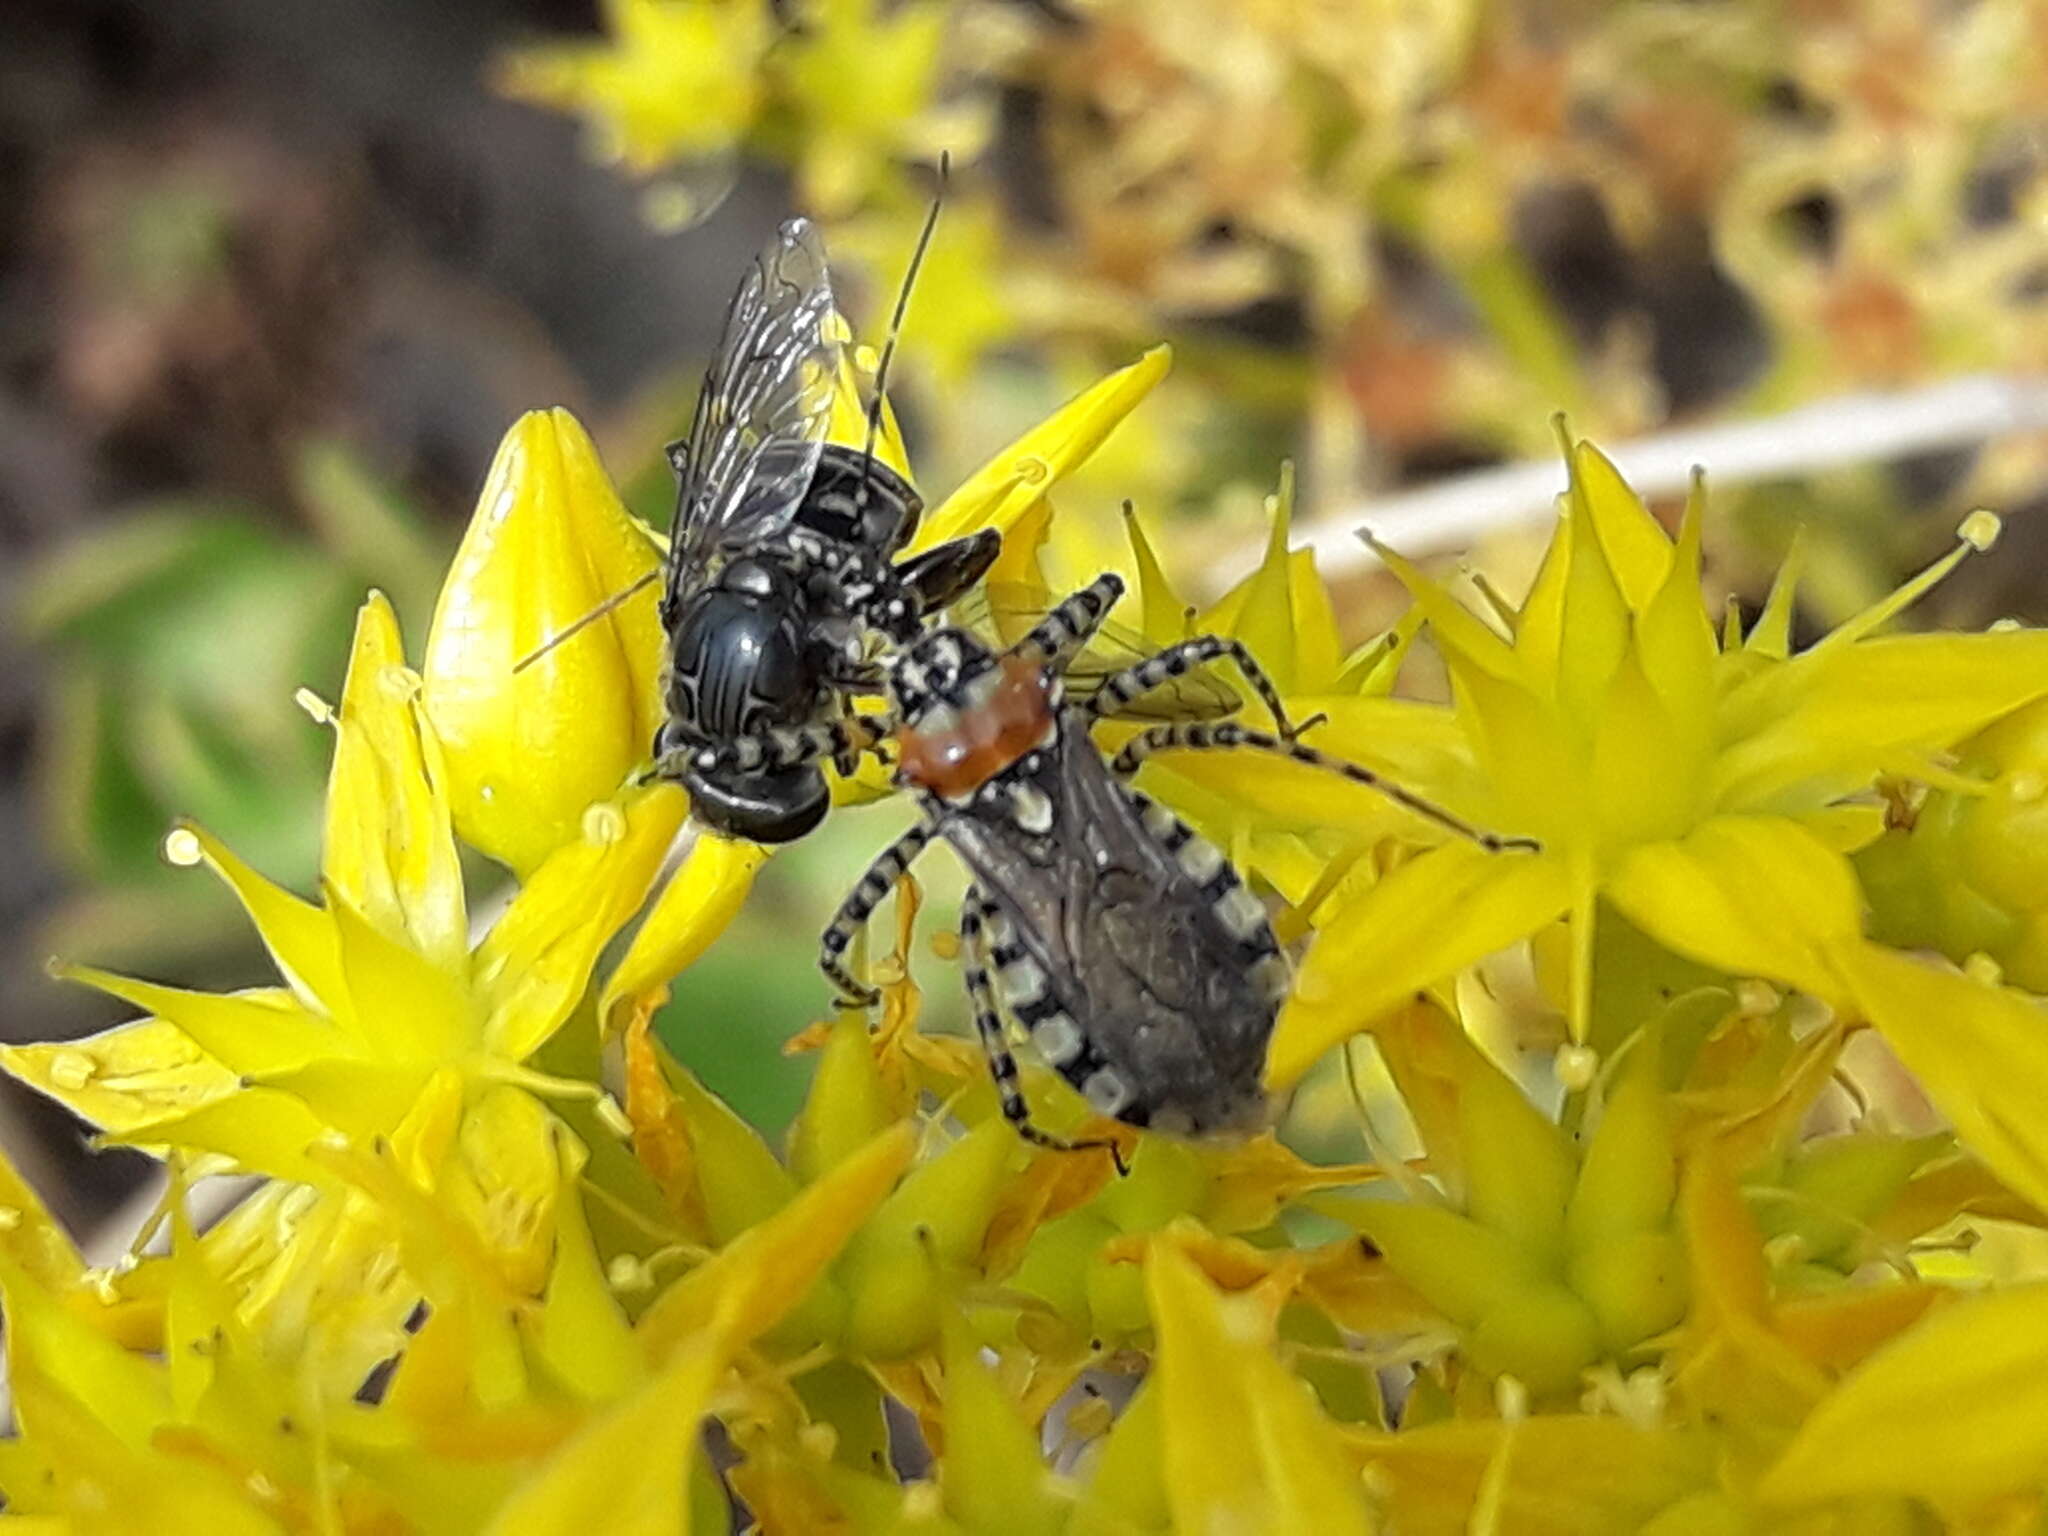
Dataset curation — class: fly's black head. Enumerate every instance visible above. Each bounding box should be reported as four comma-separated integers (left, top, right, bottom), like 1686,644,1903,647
886,625,999,726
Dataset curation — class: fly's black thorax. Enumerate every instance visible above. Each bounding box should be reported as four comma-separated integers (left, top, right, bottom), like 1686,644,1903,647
797,444,923,554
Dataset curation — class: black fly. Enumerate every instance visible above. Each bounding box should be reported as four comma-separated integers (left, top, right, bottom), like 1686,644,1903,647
524,197,1000,843
650,208,1006,842
808,573,1541,1154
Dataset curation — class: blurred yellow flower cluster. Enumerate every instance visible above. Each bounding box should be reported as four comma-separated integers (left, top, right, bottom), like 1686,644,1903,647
496,0,2047,506
13,345,2048,1533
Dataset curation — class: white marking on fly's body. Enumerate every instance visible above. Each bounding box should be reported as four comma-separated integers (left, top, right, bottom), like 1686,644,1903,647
1010,782,1054,833
1215,883,1271,941
999,957,1050,1009
1140,801,1178,842
986,909,1016,947
1251,953,1292,1005
1083,1068,1130,1114
1176,836,1226,884
1033,1012,1084,1066
920,702,962,736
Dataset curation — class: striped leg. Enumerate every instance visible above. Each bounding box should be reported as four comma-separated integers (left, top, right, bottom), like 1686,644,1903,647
654,712,892,783
1110,722,1541,854
1009,574,1127,672
819,818,935,1004
961,888,1126,1171
1083,633,1319,739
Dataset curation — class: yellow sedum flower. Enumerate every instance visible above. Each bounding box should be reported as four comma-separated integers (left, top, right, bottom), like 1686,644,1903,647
1268,438,2048,1088
17,406,2048,1532
493,0,772,179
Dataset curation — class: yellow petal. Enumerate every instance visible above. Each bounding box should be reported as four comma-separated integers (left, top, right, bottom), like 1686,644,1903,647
1837,941,2048,1217
1070,1379,1168,1534
324,591,468,971
1455,1047,1576,1265
1123,501,1190,648
1568,439,1672,613
422,409,665,875
1351,1416,1712,1534
838,1120,1017,1360
0,1143,84,1295
1759,1283,2048,1508
0,1254,169,1447
790,1013,891,1186
1269,844,1571,1090
1715,630,2048,813
1605,817,1861,1005
637,1122,913,1359
0,1018,239,1136
599,833,769,1039
937,1321,1069,1535
1745,532,1805,660
7,1349,283,1536
483,1337,721,1536
1367,535,1521,683
913,346,1171,552
50,968,338,1079
1148,1240,1373,1532
1634,473,1717,729
625,1023,797,1245
327,881,475,1065
1553,466,1634,726
535,1129,641,1402
474,784,688,1063
103,1089,338,1187
174,823,347,1019
1203,465,1298,702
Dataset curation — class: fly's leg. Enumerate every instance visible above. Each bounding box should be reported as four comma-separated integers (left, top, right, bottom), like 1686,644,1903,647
651,713,891,785
819,817,936,1005
1109,722,1541,854
1083,633,1322,740
961,887,1127,1174
1008,573,1127,672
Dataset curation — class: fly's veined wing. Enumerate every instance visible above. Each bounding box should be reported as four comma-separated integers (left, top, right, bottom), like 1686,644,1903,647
667,218,843,606
949,583,1240,721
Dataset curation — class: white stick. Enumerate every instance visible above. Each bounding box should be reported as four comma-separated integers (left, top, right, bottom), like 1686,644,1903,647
1289,373,2048,573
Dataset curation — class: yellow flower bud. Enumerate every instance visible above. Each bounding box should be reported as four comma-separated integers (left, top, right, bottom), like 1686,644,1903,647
1567,1231,1689,1354
1457,1053,1576,1267
790,1013,892,1186
1467,1281,1602,1397
422,408,663,875
838,1121,1015,1358
1567,1037,1677,1253
1010,1209,1120,1331
1347,1200,1547,1326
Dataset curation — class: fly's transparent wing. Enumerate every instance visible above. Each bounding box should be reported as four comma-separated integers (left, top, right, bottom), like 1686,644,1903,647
666,218,843,607
950,583,1240,721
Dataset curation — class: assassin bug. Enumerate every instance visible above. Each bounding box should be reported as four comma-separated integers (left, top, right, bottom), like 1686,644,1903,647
805,573,1540,1152
521,185,1000,843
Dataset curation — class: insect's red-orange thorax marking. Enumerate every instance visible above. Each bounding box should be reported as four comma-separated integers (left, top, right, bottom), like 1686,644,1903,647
896,655,1055,796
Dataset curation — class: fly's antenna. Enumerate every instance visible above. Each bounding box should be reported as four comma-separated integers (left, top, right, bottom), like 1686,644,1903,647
856,151,948,510
512,571,659,673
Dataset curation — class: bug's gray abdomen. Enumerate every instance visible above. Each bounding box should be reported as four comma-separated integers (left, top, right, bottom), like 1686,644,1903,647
1074,854,1278,1136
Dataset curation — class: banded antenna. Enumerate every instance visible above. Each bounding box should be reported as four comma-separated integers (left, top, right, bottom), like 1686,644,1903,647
855,151,949,514
512,569,658,674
